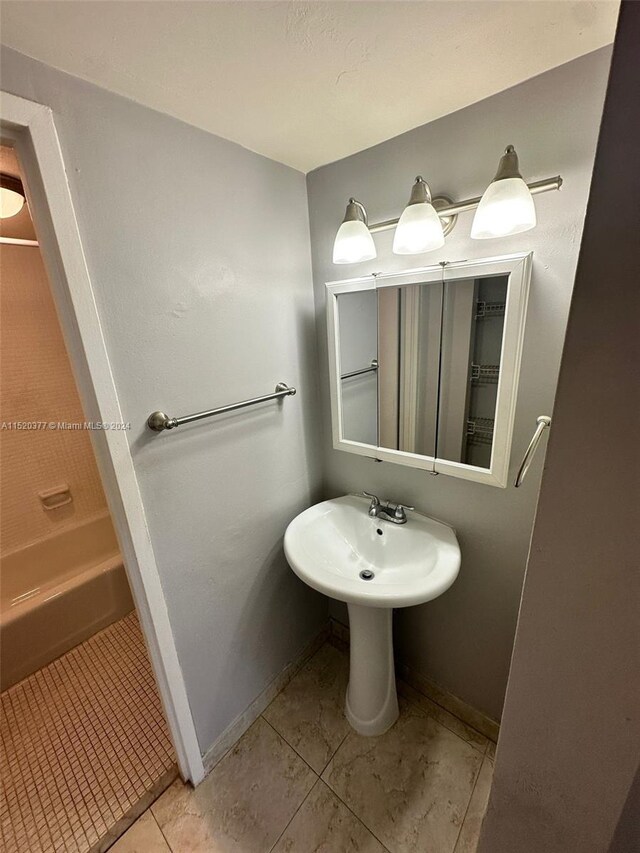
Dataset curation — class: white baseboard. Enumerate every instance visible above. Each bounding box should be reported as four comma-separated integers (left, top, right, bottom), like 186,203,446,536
201,625,329,776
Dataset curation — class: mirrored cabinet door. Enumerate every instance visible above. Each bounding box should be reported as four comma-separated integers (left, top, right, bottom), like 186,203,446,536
437,274,509,469
377,283,442,459
327,252,532,486
434,254,531,485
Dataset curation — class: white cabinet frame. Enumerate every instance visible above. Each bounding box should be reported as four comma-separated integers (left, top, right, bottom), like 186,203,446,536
326,252,532,488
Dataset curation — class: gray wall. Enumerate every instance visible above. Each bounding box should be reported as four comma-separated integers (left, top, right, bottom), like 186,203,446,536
306,48,612,721
478,5,639,848
0,47,327,754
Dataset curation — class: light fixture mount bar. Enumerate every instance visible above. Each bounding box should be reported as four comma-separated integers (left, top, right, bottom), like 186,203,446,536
368,175,562,234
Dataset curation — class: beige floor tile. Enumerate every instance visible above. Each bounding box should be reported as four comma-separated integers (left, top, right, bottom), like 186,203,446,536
397,680,488,755
322,700,482,853
263,643,351,772
272,780,388,853
454,757,494,853
152,717,316,853
109,810,170,853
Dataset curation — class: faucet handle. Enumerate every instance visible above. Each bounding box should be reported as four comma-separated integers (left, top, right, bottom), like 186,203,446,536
362,491,380,506
393,503,414,520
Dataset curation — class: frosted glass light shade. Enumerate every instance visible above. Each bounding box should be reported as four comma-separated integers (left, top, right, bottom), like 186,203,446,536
471,177,536,239
393,202,445,254
0,187,25,219
333,219,377,264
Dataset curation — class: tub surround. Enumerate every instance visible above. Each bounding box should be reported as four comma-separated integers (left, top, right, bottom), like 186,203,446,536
0,230,108,556
0,157,126,691
0,512,132,691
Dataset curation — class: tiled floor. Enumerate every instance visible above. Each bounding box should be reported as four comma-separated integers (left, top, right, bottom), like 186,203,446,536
0,612,177,853
113,641,495,853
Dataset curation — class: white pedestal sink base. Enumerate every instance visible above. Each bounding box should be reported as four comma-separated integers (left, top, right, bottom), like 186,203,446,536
285,496,461,736
345,604,399,736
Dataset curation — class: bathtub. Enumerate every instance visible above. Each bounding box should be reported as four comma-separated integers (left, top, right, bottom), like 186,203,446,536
1,512,134,691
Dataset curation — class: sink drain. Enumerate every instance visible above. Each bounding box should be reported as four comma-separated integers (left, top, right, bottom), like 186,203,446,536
359,570,375,581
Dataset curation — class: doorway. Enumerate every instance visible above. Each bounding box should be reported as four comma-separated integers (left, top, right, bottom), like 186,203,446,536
0,144,179,851
0,90,206,850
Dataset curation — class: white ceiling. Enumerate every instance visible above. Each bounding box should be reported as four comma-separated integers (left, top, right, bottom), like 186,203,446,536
0,1,618,172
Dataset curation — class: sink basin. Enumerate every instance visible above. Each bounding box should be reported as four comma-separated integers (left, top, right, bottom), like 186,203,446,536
284,495,460,735
284,494,460,608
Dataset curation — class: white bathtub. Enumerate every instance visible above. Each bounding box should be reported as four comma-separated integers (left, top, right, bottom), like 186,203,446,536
0,512,134,691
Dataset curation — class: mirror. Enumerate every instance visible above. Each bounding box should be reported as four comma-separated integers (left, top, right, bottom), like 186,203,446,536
336,290,378,445
327,253,531,487
438,274,508,469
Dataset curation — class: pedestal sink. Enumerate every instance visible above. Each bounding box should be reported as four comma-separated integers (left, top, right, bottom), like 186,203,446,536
284,495,460,736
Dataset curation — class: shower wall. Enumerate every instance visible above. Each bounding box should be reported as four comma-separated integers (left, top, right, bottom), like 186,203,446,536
0,151,108,556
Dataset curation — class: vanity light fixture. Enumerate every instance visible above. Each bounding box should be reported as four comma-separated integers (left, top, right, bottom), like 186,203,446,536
332,198,377,265
392,176,445,255
0,173,26,219
331,146,562,264
471,145,537,239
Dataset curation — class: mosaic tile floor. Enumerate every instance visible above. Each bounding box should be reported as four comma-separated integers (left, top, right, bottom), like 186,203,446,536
0,612,177,853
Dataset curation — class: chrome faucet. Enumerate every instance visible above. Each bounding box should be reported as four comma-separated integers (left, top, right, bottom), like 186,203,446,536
362,492,414,525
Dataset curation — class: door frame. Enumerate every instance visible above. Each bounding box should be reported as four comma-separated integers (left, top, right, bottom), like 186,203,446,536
1,91,205,784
